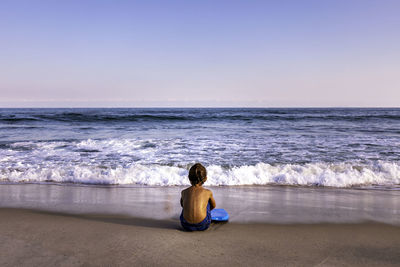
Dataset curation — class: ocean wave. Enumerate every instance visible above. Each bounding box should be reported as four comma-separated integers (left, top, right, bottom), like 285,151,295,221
1,111,400,124
0,113,193,123
1,162,399,187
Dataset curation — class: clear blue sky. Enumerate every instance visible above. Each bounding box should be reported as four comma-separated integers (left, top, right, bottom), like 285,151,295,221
0,0,399,107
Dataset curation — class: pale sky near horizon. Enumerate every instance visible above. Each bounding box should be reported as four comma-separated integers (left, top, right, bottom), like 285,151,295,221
0,0,399,107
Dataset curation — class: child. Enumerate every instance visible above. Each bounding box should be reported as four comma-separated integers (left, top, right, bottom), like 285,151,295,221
180,163,216,231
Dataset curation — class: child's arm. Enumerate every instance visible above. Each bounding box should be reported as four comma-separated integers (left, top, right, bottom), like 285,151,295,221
180,191,184,207
209,191,216,210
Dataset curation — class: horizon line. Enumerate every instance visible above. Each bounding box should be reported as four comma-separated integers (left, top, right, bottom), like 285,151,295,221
0,106,399,109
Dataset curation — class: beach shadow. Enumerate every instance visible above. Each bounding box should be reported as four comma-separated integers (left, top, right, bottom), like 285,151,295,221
28,209,229,232
178,221,229,233
209,221,228,231
31,209,180,230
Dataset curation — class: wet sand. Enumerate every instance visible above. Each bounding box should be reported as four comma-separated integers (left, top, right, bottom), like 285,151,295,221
1,208,399,266
1,184,399,225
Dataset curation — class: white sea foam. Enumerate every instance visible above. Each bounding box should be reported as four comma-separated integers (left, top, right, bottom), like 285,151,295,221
1,162,399,187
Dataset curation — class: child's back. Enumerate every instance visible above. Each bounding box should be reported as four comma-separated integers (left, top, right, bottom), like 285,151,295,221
180,163,216,231
181,186,215,223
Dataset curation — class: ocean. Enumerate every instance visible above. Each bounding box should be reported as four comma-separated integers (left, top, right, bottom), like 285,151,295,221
0,108,399,188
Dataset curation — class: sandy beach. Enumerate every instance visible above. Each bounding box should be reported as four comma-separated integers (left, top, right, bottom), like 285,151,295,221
1,208,399,266
1,184,399,266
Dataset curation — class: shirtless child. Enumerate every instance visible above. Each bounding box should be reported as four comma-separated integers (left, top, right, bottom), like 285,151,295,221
180,163,216,231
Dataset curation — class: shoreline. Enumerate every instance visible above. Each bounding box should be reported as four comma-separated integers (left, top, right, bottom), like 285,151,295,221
1,207,399,266
1,183,399,225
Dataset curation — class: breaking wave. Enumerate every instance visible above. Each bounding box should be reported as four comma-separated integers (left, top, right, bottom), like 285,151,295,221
1,162,399,188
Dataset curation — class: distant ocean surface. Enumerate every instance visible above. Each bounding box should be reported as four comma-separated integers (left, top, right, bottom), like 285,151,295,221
0,108,399,188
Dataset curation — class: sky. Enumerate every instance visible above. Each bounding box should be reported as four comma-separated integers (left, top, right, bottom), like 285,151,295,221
0,0,399,107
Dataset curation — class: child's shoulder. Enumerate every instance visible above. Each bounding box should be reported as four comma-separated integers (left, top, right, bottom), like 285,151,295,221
181,187,189,195
202,187,213,195
181,186,193,195
181,186,212,194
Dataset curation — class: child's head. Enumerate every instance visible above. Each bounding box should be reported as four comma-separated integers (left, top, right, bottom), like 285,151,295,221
188,163,207,186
